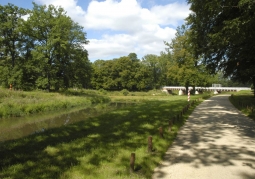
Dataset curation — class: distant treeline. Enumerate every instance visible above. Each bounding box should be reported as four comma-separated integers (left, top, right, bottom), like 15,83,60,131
0,3,249,91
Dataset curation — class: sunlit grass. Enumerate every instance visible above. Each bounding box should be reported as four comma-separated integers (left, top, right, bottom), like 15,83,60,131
0,88,110,118
229,90,255,120
0,93,210,179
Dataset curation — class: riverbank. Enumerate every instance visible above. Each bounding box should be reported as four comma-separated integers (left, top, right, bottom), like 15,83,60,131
1,89,253,178
0,91,211,179
0,88,110,118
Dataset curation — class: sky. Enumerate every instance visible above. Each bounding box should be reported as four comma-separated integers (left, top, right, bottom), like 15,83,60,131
1,0,191,62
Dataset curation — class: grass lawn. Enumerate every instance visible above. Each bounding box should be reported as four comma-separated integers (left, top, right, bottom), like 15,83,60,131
0,91,211,179
229,90,255,120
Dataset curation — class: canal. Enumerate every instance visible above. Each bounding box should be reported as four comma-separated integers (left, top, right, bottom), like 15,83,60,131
0,102,135,142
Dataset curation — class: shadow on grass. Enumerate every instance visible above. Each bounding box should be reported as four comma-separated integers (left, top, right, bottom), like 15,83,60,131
0,97,199,179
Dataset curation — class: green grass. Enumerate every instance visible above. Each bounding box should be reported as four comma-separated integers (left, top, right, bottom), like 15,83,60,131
0,88,110,118
229,90,255,120
0,93,210,179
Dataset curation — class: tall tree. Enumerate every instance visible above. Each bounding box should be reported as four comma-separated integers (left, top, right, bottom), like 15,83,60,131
128,52,138,62
142,54,161,89
91,54,151,91
0,4,28,88
187,0,255,95
165,25,212,92
23,3,89,90
157,52,171,86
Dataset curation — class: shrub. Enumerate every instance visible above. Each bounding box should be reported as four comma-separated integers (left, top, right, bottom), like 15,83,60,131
98,88,107,95
121,89,129,96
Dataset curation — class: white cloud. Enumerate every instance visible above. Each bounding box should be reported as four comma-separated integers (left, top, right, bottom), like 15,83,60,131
34,0,191,61
151,3,190,26
84,0,145,32
35,0,86,22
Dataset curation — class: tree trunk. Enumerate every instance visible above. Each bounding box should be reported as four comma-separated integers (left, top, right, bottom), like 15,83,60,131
185,85,188,95
253,76,255,98
47,72,50,92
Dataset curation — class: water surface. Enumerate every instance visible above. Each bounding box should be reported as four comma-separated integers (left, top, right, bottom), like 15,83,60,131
0,102,134,142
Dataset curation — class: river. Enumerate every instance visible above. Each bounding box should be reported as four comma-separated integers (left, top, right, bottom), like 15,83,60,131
0,102,135,142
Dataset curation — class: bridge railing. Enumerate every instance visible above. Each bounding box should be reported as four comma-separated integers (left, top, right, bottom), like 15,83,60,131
162,86,251,92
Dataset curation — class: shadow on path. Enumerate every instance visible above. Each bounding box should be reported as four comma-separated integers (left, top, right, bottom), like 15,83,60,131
153,95,255,179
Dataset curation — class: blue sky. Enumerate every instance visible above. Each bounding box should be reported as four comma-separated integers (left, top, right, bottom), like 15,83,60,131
1,0,190,62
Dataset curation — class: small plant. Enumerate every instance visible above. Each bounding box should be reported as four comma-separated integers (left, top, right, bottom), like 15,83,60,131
98,88,107,95
121,89,129,96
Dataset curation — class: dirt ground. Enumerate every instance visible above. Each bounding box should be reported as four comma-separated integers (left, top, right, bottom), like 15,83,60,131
152,95,255,179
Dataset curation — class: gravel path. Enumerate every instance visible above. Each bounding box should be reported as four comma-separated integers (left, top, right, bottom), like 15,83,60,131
152,95,255,179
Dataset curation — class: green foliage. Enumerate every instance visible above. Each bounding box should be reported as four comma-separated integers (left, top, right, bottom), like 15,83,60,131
121,89,129,96
128,52,138,61
212,71,250,87
91,52,173,91
0,4,28,89
0,93,206,179
229,90,255,120
98,88,107,95
91,54,152,91
164,25,213,90
142,54,161,89
0,88,110,118
187,0,255,94
0,3,91,91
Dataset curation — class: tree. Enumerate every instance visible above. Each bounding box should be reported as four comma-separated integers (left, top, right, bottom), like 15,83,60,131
133,63,151,90
142,54,161,89
91,60,106,90
0,4,28,88
165,25,212,93
23,3,89,90
91,59,120,90
187,0,255,95
91,54,151,91
128,52,138,62
0,3,90,91
117,56,137,90
157,52,171,86
71,49,92,89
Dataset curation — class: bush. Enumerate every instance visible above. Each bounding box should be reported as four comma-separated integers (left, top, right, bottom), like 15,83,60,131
98,88,107,95
121,89,129,96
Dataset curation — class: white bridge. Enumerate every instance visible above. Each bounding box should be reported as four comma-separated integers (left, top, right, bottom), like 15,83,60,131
162,86,251,92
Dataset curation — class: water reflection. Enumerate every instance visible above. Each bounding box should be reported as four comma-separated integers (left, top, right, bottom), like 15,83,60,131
0,102,135,142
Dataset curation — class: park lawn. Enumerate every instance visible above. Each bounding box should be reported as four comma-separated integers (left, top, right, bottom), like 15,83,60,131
0,93,210,179
229,90,255,120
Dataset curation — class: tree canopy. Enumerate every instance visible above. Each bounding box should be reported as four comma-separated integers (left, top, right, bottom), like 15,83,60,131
91,54,152,91
164,25,213,92
0,3,90,90
2,2,248,92
187,0,255,91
